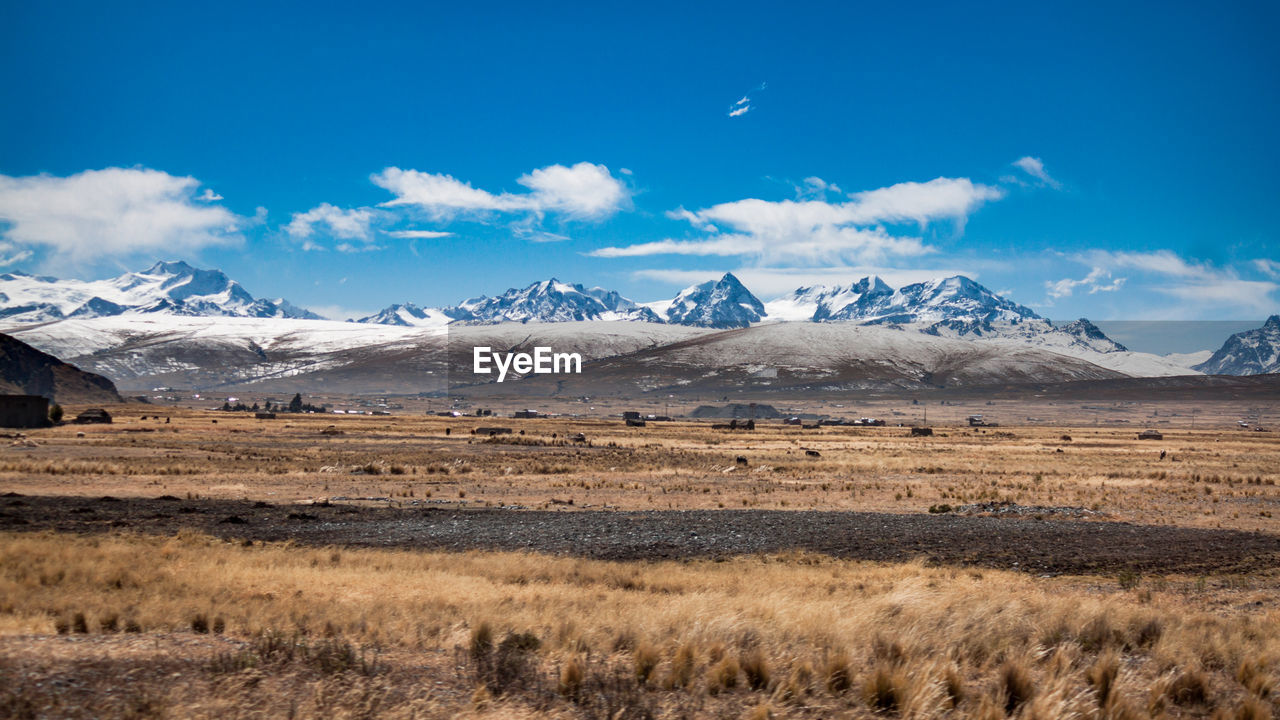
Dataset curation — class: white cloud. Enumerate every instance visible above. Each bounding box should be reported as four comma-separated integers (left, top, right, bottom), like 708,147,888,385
0,167,242,266
632,266,979,299
516,163,631,219
1077,249,1279,316
0,240,33,266
795,176,842,200
727,82,766,118
1045,267,1125,299
385,229,453,239
198,188,224,202
371,162,630,221
1012,156,1061,189
286,203,375,241
1254,258,1280,280
335,242,382,253
591,176,1002,265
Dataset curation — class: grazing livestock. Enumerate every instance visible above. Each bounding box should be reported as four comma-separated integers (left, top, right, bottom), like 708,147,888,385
805,449,822,458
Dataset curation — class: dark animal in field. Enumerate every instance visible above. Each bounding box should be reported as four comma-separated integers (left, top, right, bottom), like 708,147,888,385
713,419,755,431
1160,450,1167,460
910,427,933,437
1060,434,1072,441
445,427,451,436
805,449,821,458
736,455,748,466
571,433,587,443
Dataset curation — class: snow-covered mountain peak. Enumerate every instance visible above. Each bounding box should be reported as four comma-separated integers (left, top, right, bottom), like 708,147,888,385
665,273,765,328
1194,315,1280,375
366,278,661,326
0,261,321,322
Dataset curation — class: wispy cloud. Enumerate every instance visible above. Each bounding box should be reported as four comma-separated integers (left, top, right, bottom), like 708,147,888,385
1045,266,1125,300
0,167,242,268
1254,258,1280,280
590,176,1003,265
1010,156,1062,189
386,229,452,239
727,82,767,118
1076,249,1278,316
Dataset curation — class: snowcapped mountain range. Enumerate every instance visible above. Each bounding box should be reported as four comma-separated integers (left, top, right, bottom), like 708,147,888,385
446,279,661,325
0,261,319,322
1193,315,1280,375
1,260,1273,392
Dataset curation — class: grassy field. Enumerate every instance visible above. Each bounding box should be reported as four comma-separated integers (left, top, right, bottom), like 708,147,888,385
1,531,1276,719
2,405,1277,531
1,403,1278,718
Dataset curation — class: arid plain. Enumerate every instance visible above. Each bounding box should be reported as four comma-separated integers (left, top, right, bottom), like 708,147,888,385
2,398,1278,719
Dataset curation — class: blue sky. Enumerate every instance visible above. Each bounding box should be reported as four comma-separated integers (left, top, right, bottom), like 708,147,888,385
1,0,1278,322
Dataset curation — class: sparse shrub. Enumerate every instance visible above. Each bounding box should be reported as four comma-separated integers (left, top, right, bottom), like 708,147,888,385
1117,570,1141,591
708,655,741,695
862,663,905,712
1236,657,1274,698
469,622,493,664
1079,615,1121,652
72,612,88,634
775,661,814,703
741,647,770,691
191,613,209,634
928,503,953,513
668,643,696,689
1087,651,1120,706
99,613,119,633
1226,695,1273,720
942,662,965,707
1129,616,1163,648
1166,668,1210,706
824,651,853,695
999,660,1035,714
49,404,63,424
634,643,660,685
558,655,584,700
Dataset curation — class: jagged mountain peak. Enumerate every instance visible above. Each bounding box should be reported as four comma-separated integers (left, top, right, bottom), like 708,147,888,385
665,273,765,329
1194,315,1280,375
0,261,322,322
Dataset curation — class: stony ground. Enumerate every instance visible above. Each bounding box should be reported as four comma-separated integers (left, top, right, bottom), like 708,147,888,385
6,493,1280,575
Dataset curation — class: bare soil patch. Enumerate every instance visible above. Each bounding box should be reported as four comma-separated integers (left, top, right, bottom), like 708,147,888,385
5,494,1279,575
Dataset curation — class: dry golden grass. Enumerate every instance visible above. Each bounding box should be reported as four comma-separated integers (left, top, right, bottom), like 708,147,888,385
1,531,1277,718
2,404,1277,532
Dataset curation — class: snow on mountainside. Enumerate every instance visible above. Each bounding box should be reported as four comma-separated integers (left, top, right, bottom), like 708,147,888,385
1194,315,1280,375
368,279,662,325
0,261,322,322
354,303,461,328
1,315,449,393
475,322,1131,397
665,273,765,328
764,276,894,322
